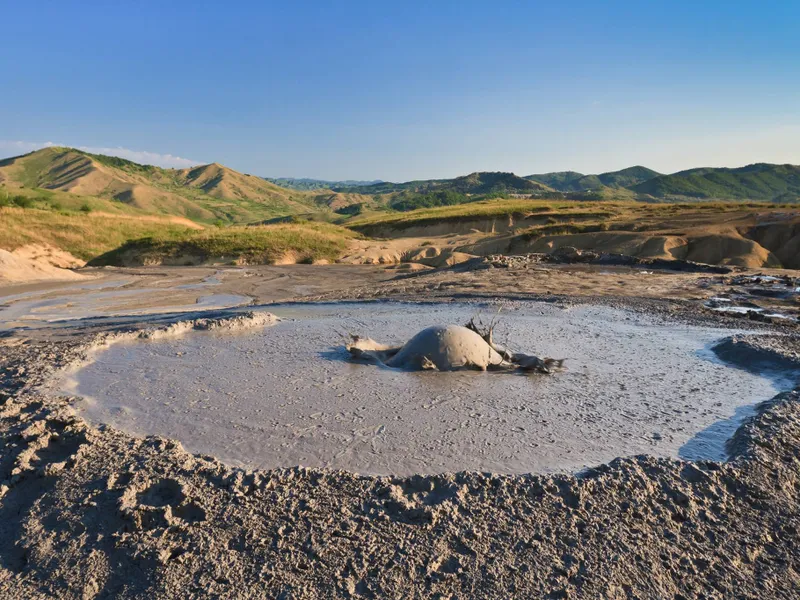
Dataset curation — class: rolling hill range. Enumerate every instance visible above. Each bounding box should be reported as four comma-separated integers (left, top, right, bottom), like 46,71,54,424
3,147,800,274
266,177,383,191
526,164,800,201
3,147,800,277
4,149,799,229
0,147,325,223
331,164,800,203
331,171,553,196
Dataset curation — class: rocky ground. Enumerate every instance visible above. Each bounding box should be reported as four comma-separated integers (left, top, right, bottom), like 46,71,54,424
1,264,800,599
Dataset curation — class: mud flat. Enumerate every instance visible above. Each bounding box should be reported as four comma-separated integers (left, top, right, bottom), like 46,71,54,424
2,266,800,599
66,302,793,475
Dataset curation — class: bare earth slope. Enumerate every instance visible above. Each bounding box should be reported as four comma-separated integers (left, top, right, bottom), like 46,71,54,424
0,245,86,283
346,202,800,269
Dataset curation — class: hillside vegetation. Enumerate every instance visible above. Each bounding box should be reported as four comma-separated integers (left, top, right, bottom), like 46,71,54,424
89,222,359,267
333,172,553,196
630,163,800,201
0,206,199,261
526,163,800,201
346,199,608,231
0,147,324,224
266,177,382,191
0,204,359,268
326,172,558,213
527,166,661,192
347,198,788,230
332,163,800,203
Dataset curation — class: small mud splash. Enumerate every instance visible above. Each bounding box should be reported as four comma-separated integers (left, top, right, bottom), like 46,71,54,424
66,302,795,475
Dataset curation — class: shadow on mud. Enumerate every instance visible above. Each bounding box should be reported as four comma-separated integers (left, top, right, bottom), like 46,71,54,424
680,338,800,462
679,404,758,461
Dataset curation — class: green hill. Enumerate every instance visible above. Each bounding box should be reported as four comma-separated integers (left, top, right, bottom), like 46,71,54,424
266,177,383,191
630,163,800,201
523,171,585,190
527,166,661,192
334,171,552,196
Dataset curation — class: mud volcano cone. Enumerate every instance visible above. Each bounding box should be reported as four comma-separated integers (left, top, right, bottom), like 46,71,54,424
386,325,505,371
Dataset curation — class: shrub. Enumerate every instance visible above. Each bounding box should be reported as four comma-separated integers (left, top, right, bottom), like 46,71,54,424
11,195,34,208
391,190,469,212
335,203,363,216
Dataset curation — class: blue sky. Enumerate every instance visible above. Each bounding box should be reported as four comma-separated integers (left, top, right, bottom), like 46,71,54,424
1,0,798,180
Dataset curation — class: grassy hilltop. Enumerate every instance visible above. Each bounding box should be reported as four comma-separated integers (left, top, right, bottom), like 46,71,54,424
0,147,347,224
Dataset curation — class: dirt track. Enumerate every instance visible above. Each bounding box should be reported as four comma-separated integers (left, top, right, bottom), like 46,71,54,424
1,264,800,598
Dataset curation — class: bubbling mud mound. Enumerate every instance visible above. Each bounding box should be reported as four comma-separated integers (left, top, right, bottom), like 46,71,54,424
348,324,505,371
63,302,795,476
347,323,563,373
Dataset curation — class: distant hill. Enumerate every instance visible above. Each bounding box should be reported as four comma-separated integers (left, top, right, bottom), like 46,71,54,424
524,171,585,190
266,177,383,191
0,147,322,223
334,172,553,196
630,163,800,201
527,166,661,192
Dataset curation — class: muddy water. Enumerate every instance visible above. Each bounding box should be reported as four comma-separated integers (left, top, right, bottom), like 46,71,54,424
67,302,794,475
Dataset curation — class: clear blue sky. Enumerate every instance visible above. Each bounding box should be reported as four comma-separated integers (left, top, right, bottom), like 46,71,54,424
2,0,798,180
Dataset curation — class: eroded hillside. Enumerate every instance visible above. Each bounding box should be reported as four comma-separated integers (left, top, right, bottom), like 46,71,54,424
344,201,800,269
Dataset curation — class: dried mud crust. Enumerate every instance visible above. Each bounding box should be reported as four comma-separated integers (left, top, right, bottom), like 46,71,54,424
1,309,800,599
299,265,800,331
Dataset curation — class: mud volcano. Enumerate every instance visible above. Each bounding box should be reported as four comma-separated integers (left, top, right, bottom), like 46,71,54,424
64,302,794,475
346,323,563,372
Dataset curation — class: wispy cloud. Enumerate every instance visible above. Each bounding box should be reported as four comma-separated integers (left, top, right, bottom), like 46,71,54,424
0,140,202,169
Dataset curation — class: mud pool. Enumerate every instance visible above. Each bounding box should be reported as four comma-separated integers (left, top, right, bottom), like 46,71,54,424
64,302,795,475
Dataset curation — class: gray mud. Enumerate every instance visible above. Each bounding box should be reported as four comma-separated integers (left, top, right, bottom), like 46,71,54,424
2,300,800,598
4,264,800,599
0,285,251,330
66,302,792,475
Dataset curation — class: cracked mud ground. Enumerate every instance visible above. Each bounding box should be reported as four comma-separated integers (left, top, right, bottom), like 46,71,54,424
1,265,800,599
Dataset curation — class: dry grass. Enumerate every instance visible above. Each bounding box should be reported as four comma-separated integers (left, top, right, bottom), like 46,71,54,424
0,207,197,260
0,207,359,265
344,198,795,231
88,222,360,266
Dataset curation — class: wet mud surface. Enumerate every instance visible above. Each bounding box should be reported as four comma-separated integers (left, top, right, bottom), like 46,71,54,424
69,303,791,475
0,274,252,331
1,264,800,599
